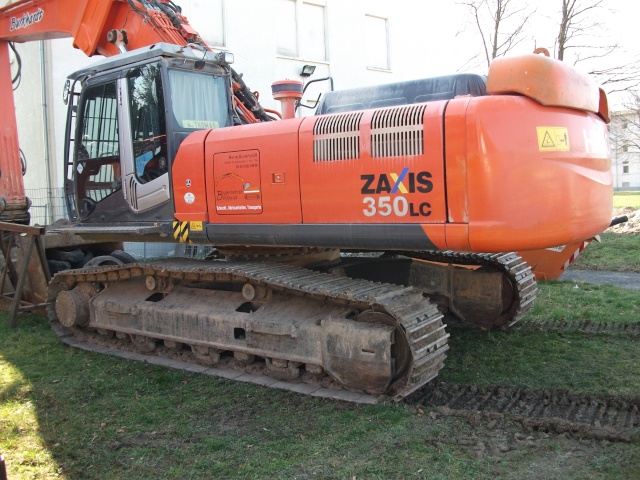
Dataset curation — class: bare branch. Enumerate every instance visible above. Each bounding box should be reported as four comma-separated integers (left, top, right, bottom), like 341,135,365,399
553,0,640,95
458,0,536,71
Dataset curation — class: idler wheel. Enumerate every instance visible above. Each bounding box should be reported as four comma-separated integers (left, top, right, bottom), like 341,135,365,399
55,284,95,328
356,310,412,393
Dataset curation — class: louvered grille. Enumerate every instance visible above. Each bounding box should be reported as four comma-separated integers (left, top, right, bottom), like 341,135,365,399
128,177,138,210
371,104,426,158
313,112,363,162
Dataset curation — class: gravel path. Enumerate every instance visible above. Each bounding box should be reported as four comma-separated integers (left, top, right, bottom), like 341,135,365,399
560,270,640,290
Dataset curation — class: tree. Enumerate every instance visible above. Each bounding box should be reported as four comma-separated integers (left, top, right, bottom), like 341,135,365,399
459,0,535,71
458,0,640,94
555,0,609,61
554,0,640,94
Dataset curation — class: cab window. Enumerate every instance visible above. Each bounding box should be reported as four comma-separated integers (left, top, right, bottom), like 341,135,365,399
128,64,168,184
75,81,121,216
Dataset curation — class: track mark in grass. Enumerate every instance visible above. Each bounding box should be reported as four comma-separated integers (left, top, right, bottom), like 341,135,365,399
414,381,640,442
514,319,640,337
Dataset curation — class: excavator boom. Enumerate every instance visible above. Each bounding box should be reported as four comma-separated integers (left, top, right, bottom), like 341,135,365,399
1,0,192,55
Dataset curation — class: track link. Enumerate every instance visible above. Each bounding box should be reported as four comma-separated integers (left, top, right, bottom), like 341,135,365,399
395,251,537,328
47,258,449,403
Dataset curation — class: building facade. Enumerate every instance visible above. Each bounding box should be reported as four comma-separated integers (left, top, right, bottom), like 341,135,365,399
609,110,640,191
10,0,471,220
8,0,635,226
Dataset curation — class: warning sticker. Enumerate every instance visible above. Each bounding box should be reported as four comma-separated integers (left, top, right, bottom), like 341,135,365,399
537,127,570,152
189,221,203,232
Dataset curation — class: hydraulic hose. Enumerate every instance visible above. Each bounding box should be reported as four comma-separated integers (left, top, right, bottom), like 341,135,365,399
609,215,628,227
231,69,273,122
9,41,22,89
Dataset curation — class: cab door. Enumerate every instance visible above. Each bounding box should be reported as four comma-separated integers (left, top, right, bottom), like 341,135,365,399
117,63,170,212
69,79,122,220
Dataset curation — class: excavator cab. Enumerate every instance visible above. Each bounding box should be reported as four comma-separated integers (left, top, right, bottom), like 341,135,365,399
63,43,233,228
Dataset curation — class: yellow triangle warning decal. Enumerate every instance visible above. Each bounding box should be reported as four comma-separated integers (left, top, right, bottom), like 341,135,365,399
537,127,570,152
541,132,555,148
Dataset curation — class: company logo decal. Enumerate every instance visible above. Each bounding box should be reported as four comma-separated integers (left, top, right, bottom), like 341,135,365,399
10,8,44,31
360,169,433,217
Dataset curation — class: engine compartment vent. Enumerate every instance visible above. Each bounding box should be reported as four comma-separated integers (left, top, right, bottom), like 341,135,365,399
313,112,363,162
371,104,426,158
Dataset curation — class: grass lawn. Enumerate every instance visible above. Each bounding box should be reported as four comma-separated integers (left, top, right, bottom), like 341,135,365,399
527,281,640,326
1,192,638,479
2,289,640,480
570,232,640,272
569,191,639,272
613,191,640,209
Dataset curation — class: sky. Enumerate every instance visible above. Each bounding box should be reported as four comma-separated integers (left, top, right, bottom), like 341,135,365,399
399,0,640,106
4,0,638,107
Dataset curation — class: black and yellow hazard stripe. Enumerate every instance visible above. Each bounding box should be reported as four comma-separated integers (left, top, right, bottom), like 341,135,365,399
172,221,192,244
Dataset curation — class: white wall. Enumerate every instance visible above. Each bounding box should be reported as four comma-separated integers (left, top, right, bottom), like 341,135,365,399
610,111,640,190
12,0,472,196
13,42,46,191
14,0,633,200
47,38,104,189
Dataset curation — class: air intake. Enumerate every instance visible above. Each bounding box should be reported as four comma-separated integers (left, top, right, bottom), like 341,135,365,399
313,112,363,162
371,104,426,158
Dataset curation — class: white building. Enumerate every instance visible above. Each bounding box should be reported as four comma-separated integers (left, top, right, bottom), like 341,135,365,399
609,110,640,191
9,0,477,225
9,0,636,226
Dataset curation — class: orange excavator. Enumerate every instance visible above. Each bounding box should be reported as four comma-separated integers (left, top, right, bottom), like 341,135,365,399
1,0,612,400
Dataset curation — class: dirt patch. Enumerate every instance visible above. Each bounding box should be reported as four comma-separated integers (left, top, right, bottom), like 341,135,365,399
608,208,640,233
419,412,623,478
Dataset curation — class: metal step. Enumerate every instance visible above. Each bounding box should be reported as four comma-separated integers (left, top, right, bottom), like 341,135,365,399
48,224,161,235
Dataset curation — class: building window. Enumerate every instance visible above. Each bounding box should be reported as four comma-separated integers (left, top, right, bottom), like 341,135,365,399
365,15,390,70
180,0,225,47
623,162,630,174
277,0,298,57
623,145,629,152
622,182,630,187
276,0,326,61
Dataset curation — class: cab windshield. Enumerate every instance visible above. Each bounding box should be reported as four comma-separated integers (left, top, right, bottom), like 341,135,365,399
168,69,231,130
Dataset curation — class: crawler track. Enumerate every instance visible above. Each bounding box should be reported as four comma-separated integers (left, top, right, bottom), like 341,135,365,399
47,258,449,402
397,251,537,328
416,382,640,442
